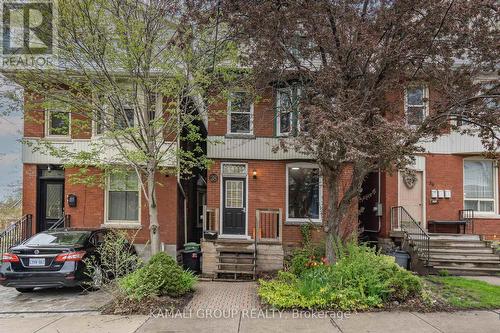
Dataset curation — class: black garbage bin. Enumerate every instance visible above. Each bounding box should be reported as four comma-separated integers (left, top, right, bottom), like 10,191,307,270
182,249,202,273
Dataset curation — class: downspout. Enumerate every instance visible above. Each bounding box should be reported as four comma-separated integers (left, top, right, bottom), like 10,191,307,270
364,169,382,233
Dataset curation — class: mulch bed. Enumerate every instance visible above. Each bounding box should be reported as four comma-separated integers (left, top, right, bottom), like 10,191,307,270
100,293,194,315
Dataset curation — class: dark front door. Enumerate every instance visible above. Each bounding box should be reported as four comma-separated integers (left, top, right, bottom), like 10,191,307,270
222,178,246,235
39,180,65,231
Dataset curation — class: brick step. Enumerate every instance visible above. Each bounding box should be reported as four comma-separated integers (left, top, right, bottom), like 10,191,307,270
432,265,500,276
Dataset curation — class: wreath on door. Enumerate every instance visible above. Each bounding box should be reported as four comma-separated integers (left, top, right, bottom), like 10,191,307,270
402,171,418,189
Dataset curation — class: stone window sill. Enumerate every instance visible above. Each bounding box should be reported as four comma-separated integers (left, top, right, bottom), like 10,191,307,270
101,223,142,229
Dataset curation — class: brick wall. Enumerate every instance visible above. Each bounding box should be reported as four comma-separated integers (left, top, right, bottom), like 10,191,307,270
24,93,45,138
22,164,38,234
379,154,500,240
425,154,500,240
22,165,179,246
206,159,358,247
208,88,276,137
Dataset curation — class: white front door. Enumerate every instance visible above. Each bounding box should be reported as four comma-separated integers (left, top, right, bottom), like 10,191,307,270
399,171,424,225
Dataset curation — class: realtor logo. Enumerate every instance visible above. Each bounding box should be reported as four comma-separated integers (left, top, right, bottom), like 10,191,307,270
0,0,57,67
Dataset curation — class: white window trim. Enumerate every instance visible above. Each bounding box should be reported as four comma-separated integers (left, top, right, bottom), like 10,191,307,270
45,110,71,139
104,172,141,225
227,93,254,135
92,92,149,138
463,158,499,217
404,86,429,127
286,162,323,223
219,162,249,239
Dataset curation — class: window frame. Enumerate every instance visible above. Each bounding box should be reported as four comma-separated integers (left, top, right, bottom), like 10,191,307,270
463,158,498,215
45,109,71,138
285,162,323,223
104,171,141,225
226,92,254,135
404,86,429,127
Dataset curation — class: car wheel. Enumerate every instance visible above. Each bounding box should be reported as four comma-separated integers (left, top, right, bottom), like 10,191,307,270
15,288,35,293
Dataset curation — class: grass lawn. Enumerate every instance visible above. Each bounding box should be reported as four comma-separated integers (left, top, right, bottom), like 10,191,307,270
425,276,500,309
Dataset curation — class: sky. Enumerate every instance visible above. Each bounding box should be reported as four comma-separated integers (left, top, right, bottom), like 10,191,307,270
0,74,23,201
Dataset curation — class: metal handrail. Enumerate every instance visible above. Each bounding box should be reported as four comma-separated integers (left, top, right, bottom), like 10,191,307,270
391,206,430,265
0,214,33,255
48,215,71,230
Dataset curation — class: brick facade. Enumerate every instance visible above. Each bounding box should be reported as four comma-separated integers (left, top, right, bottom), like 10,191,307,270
206,159,358,247
22,165,179,246
378,154,500,240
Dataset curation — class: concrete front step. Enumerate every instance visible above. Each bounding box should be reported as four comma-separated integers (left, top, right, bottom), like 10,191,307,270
428,247,494,254
429,253,500,261
429,259,500,269
428,240,488,247
427,233,480,241
433,265,500,275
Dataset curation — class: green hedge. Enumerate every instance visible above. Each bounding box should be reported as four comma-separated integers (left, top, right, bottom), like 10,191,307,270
119,252,196,300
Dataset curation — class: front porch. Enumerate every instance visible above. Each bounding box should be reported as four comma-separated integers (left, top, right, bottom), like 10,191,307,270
388,206,500,275
200,208,284,279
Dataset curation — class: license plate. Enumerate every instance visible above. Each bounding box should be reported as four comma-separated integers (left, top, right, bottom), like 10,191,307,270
29,258,45,266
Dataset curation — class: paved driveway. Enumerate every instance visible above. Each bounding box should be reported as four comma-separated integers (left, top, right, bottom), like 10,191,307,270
0,286,108,317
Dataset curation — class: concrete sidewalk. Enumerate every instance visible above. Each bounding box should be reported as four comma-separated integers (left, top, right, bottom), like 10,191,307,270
1,310,499,333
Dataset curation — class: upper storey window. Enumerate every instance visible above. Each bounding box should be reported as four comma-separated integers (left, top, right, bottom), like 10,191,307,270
227,92,253,135
276,86,302,136
405,86,428,126
46,110,70,137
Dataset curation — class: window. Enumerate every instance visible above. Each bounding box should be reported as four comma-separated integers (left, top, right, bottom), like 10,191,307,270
93,108,106,135
405,86,428,126
464,160,497,213
225,180,244,208
227,92,253,134
107,172,139,222
114,107,135,129
286,164,321,222
47,110,70,137
276,86,301,136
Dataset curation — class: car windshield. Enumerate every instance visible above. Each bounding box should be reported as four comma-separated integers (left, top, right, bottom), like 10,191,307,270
24,231,91,246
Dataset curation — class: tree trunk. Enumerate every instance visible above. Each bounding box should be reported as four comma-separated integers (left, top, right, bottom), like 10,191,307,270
147,170,161,255
324,169,341,264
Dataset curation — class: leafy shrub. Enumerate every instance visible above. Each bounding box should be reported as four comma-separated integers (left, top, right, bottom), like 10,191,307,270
259,242,422,310
119,252,196,300
84,230,141,290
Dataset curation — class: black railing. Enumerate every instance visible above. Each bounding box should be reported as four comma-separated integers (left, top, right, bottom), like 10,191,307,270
0,214,33,255
459,209,474,234
391,206,430,265
48,215,71,230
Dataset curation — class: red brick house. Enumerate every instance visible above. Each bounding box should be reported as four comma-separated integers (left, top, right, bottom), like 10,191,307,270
12,75,500,277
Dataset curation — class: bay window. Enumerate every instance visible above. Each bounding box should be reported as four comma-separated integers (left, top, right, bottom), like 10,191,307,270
464,160,497,213
286,163,321,222
107,172,139,223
